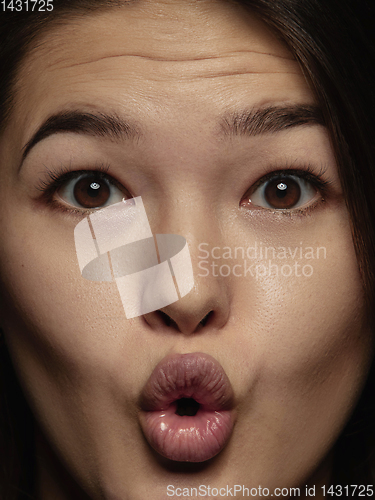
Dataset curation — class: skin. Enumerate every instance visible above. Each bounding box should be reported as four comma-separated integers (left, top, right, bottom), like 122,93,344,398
0,0,373,498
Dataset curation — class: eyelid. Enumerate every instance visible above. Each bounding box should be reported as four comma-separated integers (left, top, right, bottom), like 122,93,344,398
36,163,111,193
249,164,331,196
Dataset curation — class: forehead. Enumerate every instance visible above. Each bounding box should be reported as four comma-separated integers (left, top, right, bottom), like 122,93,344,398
11,0,314,146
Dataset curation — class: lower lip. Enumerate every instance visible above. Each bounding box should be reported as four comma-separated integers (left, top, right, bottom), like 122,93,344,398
140,403,234,462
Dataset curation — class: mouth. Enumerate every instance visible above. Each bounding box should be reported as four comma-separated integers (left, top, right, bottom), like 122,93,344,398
139,352,235,462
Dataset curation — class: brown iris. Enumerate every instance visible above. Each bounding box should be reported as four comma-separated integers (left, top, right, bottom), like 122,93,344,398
73,175,110,208
264,177,301,209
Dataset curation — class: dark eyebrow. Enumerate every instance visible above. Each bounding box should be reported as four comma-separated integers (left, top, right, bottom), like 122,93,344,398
20,105,323,168
21,110,142,163
220,104,325,137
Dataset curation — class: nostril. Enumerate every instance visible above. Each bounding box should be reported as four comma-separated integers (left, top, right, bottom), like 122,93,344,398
199,312,212,327
175,398,200,416
157,311,179,329
154,310,213,332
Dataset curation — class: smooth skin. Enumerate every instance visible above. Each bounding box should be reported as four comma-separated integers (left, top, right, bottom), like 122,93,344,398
0,1,372,498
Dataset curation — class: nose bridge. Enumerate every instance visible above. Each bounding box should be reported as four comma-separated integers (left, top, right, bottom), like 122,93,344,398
149,191,224,277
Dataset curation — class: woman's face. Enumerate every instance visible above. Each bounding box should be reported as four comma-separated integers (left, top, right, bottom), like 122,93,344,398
0,0,372,498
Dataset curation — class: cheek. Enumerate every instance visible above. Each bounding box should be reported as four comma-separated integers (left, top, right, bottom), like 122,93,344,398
225,203,369,364
0,208,146,405
216,207,373,481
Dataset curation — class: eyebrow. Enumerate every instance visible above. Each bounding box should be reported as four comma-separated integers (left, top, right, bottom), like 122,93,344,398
21,110,142,163
220,104,325,136
20,104,324,167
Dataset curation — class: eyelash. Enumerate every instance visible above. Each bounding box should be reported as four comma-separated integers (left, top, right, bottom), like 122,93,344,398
35,162,332,216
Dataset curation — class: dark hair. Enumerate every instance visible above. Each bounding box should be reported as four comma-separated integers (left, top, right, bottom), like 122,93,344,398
1,0,375,498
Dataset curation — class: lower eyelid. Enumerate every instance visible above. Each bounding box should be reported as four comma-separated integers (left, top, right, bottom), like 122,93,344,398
240,196,326,221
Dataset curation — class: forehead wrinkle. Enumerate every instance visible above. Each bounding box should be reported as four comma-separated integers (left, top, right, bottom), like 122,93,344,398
38,51,301,84
20,7,296,73
54,49,296,69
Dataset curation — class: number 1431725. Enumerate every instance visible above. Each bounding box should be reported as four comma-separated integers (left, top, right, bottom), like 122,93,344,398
1,0,53,11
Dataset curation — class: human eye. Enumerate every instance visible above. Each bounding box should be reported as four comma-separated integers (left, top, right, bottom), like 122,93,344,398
240,166,331,212
36,165,131,214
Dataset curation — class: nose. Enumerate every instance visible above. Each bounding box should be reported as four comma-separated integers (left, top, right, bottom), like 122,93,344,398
143,238,232,335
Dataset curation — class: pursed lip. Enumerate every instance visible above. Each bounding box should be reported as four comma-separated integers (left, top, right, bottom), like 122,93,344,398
139,352,234,411
139,352,235,462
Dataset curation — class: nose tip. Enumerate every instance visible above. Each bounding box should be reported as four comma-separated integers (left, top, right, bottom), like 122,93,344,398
143,278,231,335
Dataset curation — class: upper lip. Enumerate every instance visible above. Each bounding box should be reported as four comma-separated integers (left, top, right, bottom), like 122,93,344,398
139,352,234,412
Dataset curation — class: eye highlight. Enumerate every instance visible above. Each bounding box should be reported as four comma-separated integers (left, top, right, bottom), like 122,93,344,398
241,167,330,212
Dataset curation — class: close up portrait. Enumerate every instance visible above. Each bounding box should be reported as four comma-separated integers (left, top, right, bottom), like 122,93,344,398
0,0,375,499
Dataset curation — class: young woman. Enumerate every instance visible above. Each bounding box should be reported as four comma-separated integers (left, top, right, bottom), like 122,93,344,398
0,0,374,498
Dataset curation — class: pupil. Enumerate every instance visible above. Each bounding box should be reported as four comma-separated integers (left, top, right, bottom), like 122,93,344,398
265,177,301,209
73,176,111,208
175,398,200,417
275,182,288,199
